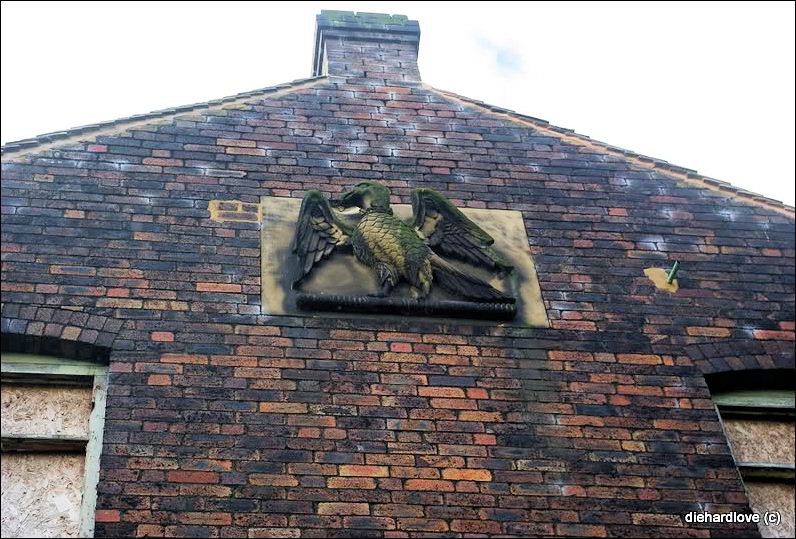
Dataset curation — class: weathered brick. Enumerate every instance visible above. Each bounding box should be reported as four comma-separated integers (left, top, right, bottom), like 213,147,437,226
260,402,309,414
404,479,454,492
327,477,377,489
167,471,220,483
753,329,794,340
95,509,121,523
250,474,299,487
217,138,256,147
196,282,242,293
317,503,370,516
687,326,731,338
226,147,266,156
441,468,492,481
339,465,389,477
151,331,174,342
161,354,208,365
418,387,465,398
458,411,502,422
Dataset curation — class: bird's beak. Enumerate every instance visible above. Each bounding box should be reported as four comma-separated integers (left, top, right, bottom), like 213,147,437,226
337,187,363,209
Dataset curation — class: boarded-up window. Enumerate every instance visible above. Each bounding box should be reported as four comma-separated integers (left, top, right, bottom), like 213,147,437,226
1,454,86,538
2,385,93,439
1,354,108,538
710,371,795,539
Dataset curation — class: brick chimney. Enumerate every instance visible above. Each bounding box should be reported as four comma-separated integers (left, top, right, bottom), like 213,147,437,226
311,11,421,84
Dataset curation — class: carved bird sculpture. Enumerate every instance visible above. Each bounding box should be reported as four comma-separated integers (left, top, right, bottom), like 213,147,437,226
292,182,514,302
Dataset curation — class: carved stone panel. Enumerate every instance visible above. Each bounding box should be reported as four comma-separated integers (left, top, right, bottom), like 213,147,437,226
261,196,548,326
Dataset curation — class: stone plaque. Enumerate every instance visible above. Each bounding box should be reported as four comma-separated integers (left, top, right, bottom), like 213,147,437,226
261,195,548,327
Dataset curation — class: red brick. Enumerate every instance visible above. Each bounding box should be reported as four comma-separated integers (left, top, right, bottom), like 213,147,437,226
148,374,171,386
429,398,477,410
161,354,208,365
632,513,683,526
217,138,256,147
556,524,608,537
107,288,130,297
548,351,593,361
418,387,465,398
638,489,661,501
450,520,501,534
95,509,120,523
341,517,395,530
323,428,347,439
616,354,662,365
458,411,502,422
96,298,142,308
236,367,281,378
441,468,492,481
176,512,232,525
317,503,370,515
397,518,448,532
151,331,174,342
404,479,454,491
247,528,301,538
167,471,219,483
196,282,242,293
339,465,389,477
143,157,183,166
390,342,413,352
260,402,308,414
562,485,587,496
653,419,700,431
328,477,377,489
226,147,266,156
473,434,496,445
753,329,794,340
250,474,299,486
136,525,165,536
552,321,597,331
687,326,731,337
466,388,488,399
617,385,662,396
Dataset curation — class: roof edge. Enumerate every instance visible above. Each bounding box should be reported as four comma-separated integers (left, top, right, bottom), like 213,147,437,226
426,85,795,220
0,76,327,158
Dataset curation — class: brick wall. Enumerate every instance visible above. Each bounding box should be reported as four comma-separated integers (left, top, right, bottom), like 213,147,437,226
1,10,794,539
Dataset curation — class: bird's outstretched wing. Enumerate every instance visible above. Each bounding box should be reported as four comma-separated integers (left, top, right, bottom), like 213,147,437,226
292,190,353,287
411,188,513,275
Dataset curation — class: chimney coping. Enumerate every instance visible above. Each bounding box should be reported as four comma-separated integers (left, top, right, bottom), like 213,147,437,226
316,10,419,32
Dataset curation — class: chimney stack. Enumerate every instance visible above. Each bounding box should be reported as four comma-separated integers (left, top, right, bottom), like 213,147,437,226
312,11,421,84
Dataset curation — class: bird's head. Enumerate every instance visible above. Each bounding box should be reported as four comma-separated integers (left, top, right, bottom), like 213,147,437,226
337,182,392,213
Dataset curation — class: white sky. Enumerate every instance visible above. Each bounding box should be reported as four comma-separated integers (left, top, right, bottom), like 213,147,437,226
2,1,794,206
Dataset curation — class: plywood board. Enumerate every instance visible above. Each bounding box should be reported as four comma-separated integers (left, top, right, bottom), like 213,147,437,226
1,384,92,439
724,418,795,465
746,482,795,538
1,453,85,538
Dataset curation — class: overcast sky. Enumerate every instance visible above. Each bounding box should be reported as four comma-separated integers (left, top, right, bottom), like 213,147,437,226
2,1,794,206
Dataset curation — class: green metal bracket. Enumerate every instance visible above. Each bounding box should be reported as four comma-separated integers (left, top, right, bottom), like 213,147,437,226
738,463,796,483
666,261,680,284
